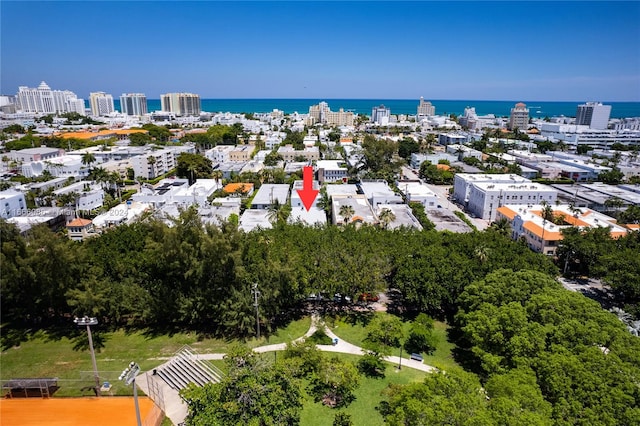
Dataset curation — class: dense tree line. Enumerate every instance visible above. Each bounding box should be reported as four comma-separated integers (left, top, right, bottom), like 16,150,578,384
1,209,551,335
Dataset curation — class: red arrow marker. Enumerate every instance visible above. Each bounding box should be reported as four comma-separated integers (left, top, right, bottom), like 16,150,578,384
297,165,319,211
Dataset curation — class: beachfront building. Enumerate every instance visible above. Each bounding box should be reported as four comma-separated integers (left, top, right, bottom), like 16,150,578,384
509,102,529,131
371,105,390,125
16,81,85,115
89,92,115,116
307,102,354,126
161,92,201,116
576,102,611,130
496,204,627,255
120,93,148,116
417,97,435,117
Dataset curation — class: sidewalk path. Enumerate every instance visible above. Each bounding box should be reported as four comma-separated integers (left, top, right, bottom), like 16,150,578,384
139,313,437,425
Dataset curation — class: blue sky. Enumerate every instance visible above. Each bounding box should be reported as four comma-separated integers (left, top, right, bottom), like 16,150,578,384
2,1,639,101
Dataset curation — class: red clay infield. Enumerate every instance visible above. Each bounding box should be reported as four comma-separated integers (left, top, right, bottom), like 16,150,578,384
0,396,156,425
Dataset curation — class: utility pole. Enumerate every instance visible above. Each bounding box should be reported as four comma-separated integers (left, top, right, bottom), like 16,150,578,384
252,283,261,339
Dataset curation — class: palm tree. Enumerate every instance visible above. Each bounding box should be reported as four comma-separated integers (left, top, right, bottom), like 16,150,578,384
267,199,291,225
378,208,396,230
540,200,554,222
339,204,355,225
147,156,157,180
212,169,224,188
474,245,490,263
81,152,96,174
489,217,511,237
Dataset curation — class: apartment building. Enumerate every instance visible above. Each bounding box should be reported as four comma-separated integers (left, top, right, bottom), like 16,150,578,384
120,93,148,116
316,160,348,183
229,145,254,162
467,182,557,221
417,97,435,117
509,102,529,131
276,145,319,162
496,204,627,255
16,81,85,115
576,102,611,130
161,92,201,116
89,92,115,116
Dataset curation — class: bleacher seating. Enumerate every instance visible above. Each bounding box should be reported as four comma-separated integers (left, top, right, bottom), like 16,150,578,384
156,346,224,391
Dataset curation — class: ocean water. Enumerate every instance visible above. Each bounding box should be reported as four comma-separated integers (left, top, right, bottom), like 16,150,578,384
114,99,640,119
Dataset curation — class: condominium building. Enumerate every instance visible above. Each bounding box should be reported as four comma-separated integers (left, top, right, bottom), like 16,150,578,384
496,204,627,255
16,81,85,114
467,182,557,221
509,102,529,130
276,145,320,162
453,173,530,205
308,102,354,126
120,93,148,116
89,92,115,116
161,92,201,116
371,105,390,125
417,97,435,117
575,102,611,130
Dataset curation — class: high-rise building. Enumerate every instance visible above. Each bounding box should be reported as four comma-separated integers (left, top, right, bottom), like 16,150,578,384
17,81,55,113
16,81,85,114
89,92,115,116
371,105,390,125
307,102,353,126
417,97,435,117
576,102,611,130
160,92,201,116
120,93,148,116
509,102,529,131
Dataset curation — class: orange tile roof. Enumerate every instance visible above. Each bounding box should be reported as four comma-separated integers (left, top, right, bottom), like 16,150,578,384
67,218,92,227
223,183,254,193
57,129,147,140
624,224,639,230
496,206,517,220
523,221,563,241
436,163,451,171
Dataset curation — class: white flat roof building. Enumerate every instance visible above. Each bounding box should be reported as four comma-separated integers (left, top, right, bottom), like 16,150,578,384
453,173,530,205
325,184,359,198
376,204,422,230
399,182,440,208
468,182,557,221
239,209,272,232
0,189,27,219
251,184,290,209
291,180,320,209
331,194,376,226
359,181,403,207
289,206,327,226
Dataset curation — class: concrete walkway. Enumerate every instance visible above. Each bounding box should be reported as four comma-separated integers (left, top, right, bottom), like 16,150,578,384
138,314,437,425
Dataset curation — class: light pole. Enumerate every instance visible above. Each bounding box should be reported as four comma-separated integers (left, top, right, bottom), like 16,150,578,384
74,316,100,396
252,283,261,339
119,362,142,426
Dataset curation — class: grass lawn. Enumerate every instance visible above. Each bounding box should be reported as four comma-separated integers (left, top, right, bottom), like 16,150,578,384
299,354,427,426
325,311,461,372
0,317,311,397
